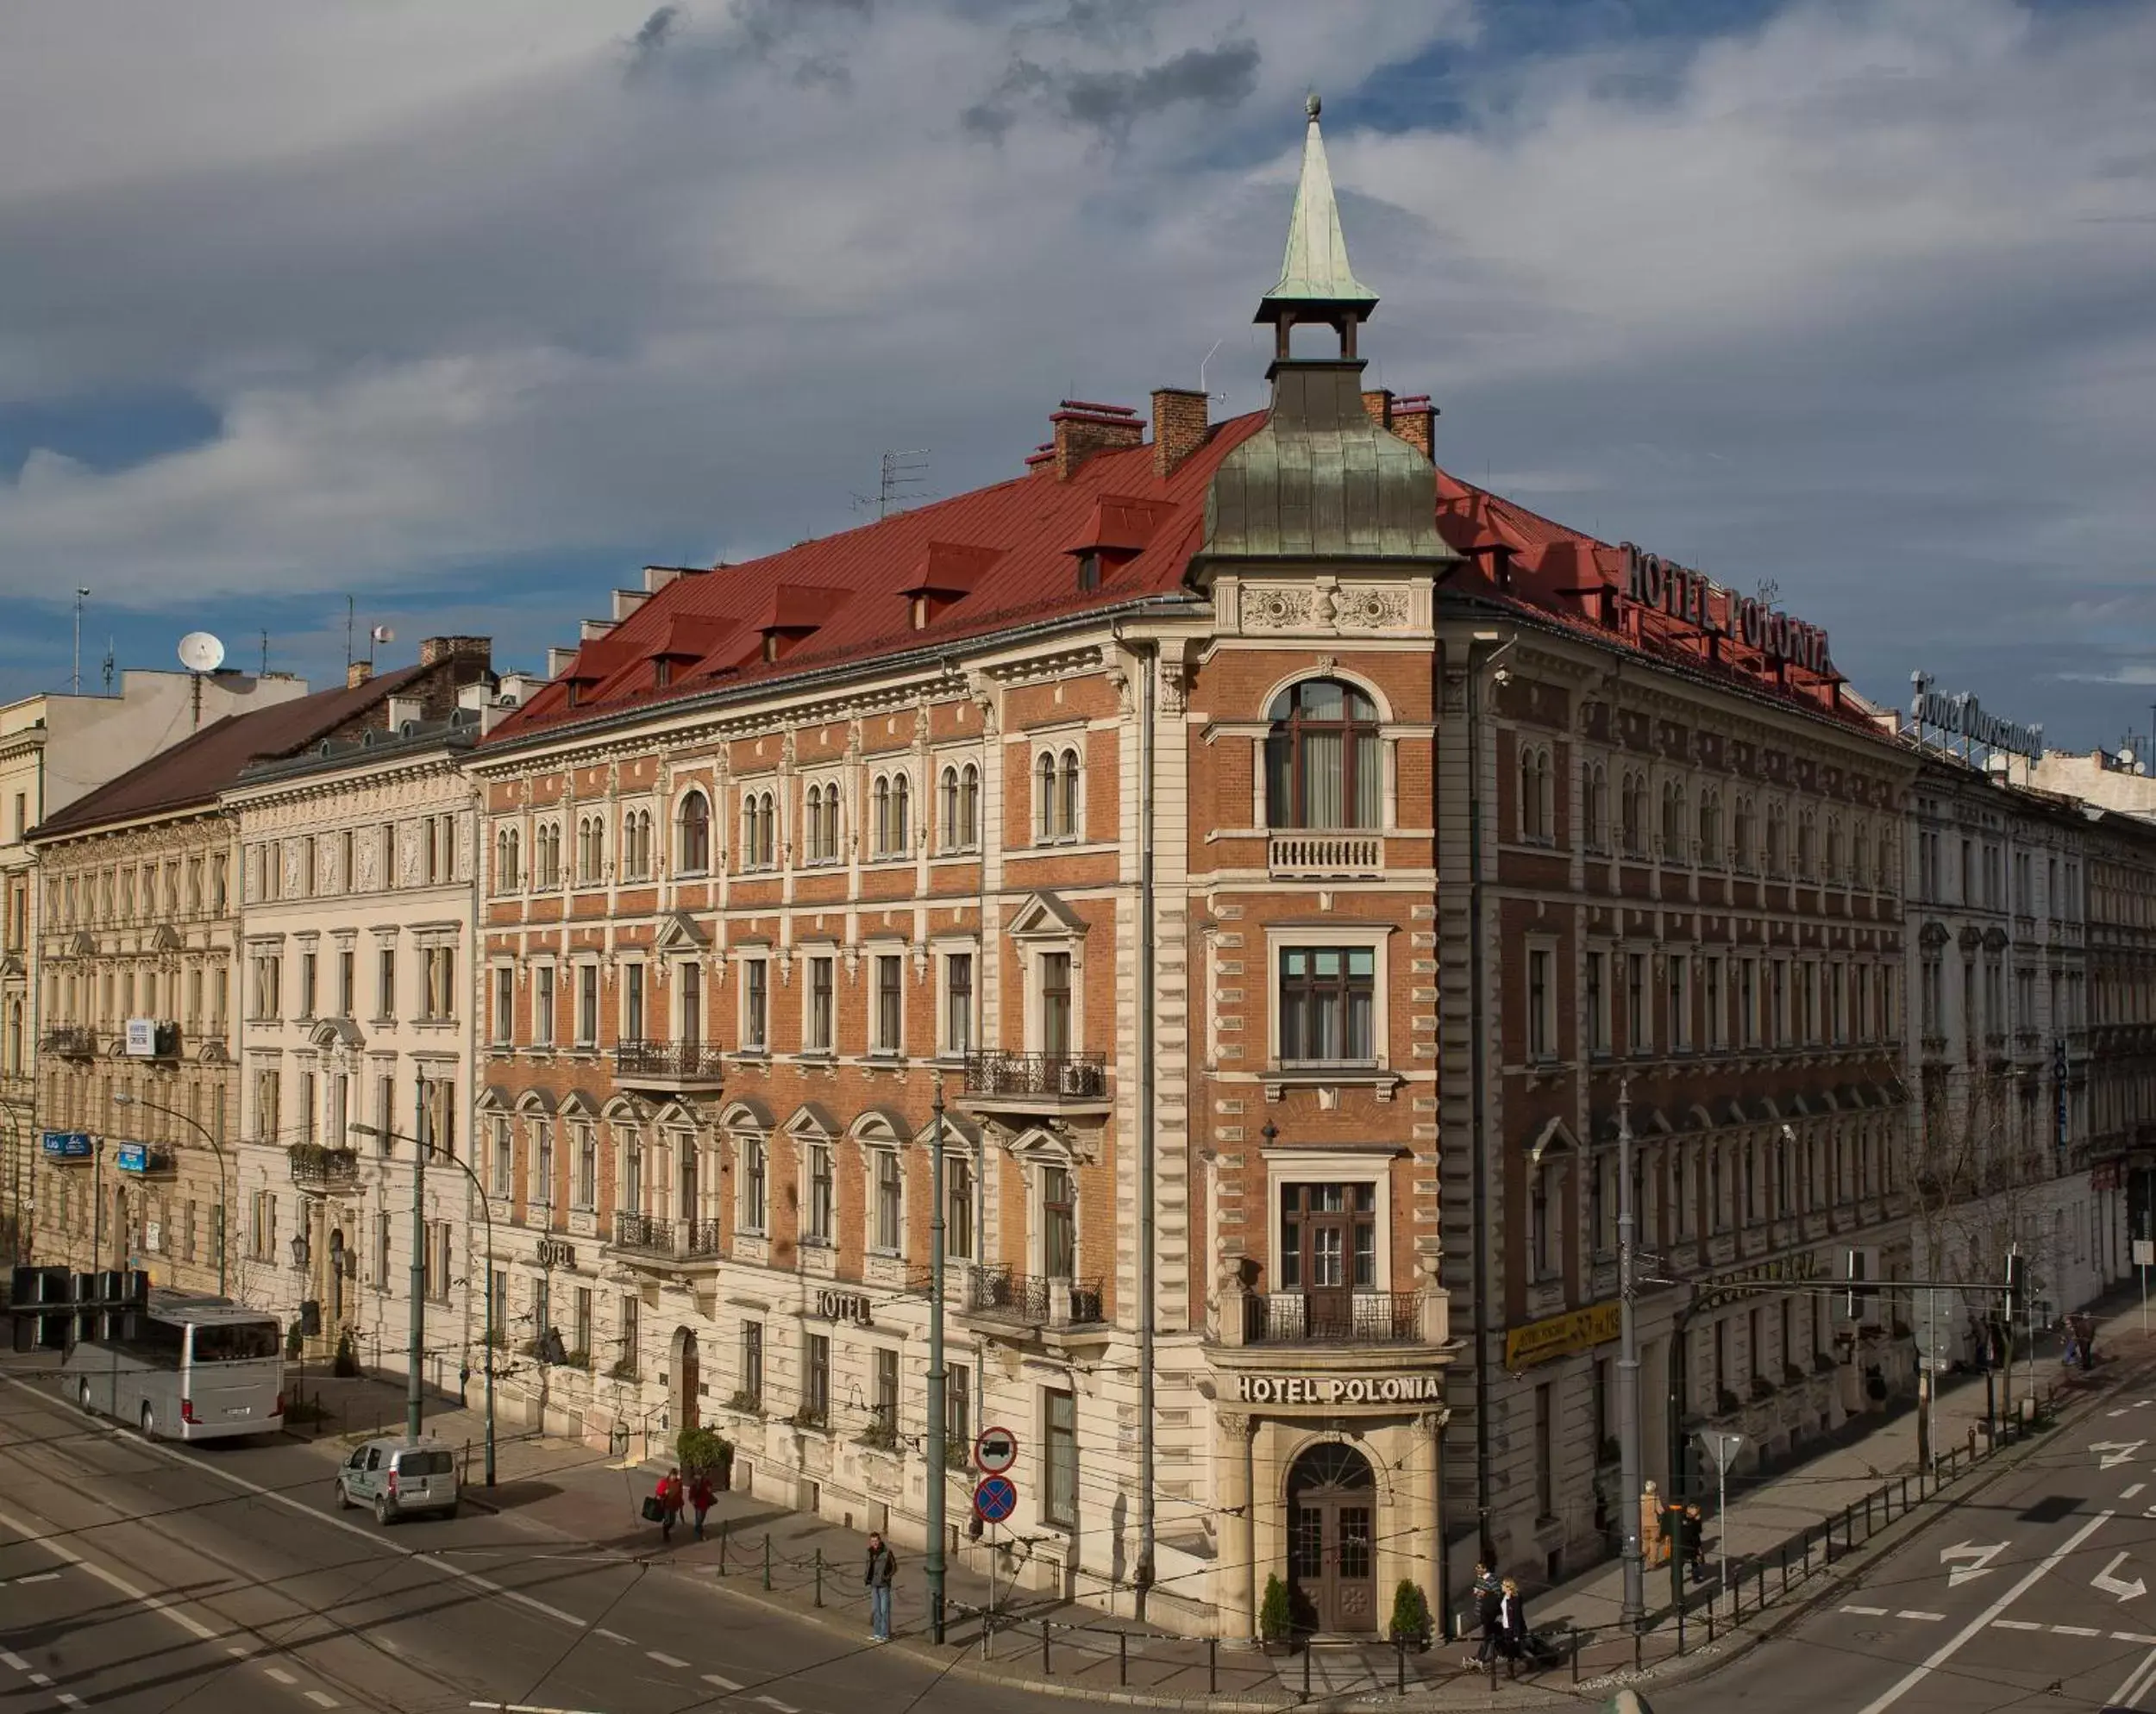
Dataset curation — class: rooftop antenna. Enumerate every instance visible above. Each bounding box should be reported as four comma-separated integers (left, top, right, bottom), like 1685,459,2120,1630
368,624,394,667
101,638,116,697
851,448,929,521
178,630,227,731
260,629,270,677
1198,339,1226,406
346,596,355,669
72,586,89,694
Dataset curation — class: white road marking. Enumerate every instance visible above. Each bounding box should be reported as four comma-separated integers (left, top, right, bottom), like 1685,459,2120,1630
1992,1619,2043,1630
2055,1624,2103,1636
646,1652,688,1668
1841,1605,1890,1616
227,1648,250,1659
2127,1484,2147,1500
595,1630,632,1645
1859,1511,2115,1714
265,1668,298,1685
2111,1409,2132,1419
18,1572,61,1584
1,1651,28,1671
2115,1631,2156,1644
702,1674,743,1692
1895,1611,1946,1622
2093,1548,2148,1602
752,1699,799,1714
0,1504,218,1642
2114,1642,2156,1710
54,1695,85,1709
29,1673,53,1686
467,1704,610,1714
2,1376,586,1631
304,1693,339,1707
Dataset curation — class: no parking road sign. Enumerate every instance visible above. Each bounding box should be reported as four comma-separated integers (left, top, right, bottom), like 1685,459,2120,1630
975,1425,1018,1473
972,1474,1018,1525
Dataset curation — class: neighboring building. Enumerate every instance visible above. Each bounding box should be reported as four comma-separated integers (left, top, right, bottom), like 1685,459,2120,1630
1901,748,2109,1358
2084,809,2156,1250
21,647,495,1320
2028,748,2156,822
0,668,306,1257
221,654,507,1385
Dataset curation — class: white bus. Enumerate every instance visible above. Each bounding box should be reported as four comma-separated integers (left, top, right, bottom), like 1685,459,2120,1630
65,1289,285,1442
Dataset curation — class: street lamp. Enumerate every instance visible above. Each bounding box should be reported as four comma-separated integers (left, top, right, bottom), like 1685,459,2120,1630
349,1118,495,1486
925,1076,950,1643
112,1091,228,1295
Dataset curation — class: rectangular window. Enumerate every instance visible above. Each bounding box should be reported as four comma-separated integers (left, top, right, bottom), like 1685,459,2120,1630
743,958,768,1052
741,1139,768,1234
573,1288,592,1361
623,962,644,1042
1044,1388,1077,1529
1625,953,1648,1055
576,965,599,1048
1668,954,1690,1052
874,953,903,1054
375,1212,392,1289
300,950,317,1018
1705,957,1725,1049
946,1362,971,1450
377,947,396,1019
1585,949,1610,1056
874,1150,903,1254
1278,946,1376,1064
491,1117,512,1197
574,1124,598,1210
421,946,455,1021
492,967,514,1044
298,1072,317,1143
943,953,973,1057
1739,958,1758,1047
374,1074,394,1150
802,1333,830,1425
1040,951,1074,1057
741,1321,763,1408
424,1223,452,1304
619,1292,640,1378
805,1142,833,1243
805,956,834,1053
873,1347,899,1436
1042,1165,1076,1278
1526,947,1554,1062
945,1155,974,1260
534,966,555,1044
531,1121,554,1209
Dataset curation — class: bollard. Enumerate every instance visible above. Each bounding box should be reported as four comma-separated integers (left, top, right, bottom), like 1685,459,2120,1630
814,1548,824,1608
1780,1542,1789,1598
1677,1598,1686,1657
762,1533,773,1592
1902,1473,1910,1516
1633,1624,1644,1672
1042,1618,1051,1675
1967,1426,1977,1463
1570,1624,1581,1685
1396,1636,1406,1695
1707,1607,1716,1644
1208,1637,1217,1695
718,1522,728,1578
1865,1492,1874,1539
1119,1631,1127,1688
1844,1503,1855,1556
1756,1559,1766,1612
1305,1638,1314,1702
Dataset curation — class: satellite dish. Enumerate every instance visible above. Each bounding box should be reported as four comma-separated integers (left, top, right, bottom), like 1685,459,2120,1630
370,625,395,646
2119,748,2137,767
178,631,226,673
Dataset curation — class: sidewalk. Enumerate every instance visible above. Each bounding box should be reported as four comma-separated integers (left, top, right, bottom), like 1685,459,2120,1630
264,1289,2156,1711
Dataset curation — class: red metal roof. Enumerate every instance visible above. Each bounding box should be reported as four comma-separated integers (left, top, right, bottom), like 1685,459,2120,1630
489,409,1859,745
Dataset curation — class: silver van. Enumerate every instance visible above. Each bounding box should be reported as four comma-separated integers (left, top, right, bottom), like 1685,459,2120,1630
335,1436,461,1523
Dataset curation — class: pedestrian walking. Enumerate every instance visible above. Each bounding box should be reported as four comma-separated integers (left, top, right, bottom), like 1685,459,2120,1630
863,1530,897,1642
688,1471,716,1542
1682,1504,1707,1583
1467,1563,1503,1667
1497,1578,1528,1679
654,1467,684,1544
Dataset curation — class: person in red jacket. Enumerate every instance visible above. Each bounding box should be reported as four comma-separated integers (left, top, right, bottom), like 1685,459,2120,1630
655,1467,685,1543
688,1470,717,1541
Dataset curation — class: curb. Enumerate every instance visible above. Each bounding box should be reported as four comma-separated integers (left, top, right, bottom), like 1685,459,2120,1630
1582,1355,2156,1698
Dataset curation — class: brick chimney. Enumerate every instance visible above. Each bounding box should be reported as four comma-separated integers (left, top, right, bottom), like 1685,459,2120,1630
1150,388,1210,479
420,635,492,668
346,661,373,689
1388,395,1437,462
1047,401,1142,482
1361,388,1394,427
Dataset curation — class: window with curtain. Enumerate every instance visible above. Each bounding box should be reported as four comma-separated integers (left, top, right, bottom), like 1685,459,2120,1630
946,1155,974,1260
805,1142,833,1243
1041,1165,1075,1278
1033,753,1058,842
874,954,902,1053
677,791,711,873
740,1136,767,1233
1263,679,1381,829
1278,947,1376,1063
874,1150,903,1252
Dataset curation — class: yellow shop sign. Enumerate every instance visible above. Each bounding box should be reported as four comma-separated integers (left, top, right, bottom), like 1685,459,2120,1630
1503,1302,1621,1369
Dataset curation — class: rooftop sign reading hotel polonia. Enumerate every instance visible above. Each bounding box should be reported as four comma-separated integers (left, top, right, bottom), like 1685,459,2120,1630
1621,545,1833,678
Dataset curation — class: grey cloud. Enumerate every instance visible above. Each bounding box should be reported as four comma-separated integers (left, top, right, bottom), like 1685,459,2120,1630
626,3,682,78
966,37,1259,144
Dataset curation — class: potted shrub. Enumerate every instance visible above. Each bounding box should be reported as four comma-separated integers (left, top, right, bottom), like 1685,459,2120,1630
1388,1580,1432,1652
677,1425,735,1491
1259,1573,1294,1655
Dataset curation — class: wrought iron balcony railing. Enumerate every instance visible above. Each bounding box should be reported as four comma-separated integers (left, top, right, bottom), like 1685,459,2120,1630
288,1145,360,1195
615,1040,724,1084
964,1265,1105,1328
1244,1291,1423,1346
962,1050,1107,1102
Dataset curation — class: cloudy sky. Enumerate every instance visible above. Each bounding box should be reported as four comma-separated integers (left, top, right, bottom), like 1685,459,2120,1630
1,0,2151,748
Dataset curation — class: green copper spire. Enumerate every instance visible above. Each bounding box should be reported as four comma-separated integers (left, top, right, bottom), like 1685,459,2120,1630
1263,93,1376,310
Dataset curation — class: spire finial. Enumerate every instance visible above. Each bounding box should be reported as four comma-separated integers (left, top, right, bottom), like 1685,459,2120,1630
1306,91,1321,120
1262,92,1376,312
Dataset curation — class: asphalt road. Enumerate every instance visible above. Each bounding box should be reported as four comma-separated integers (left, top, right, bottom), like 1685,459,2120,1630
1657,1372,2156,1714
0,1369,1062,1714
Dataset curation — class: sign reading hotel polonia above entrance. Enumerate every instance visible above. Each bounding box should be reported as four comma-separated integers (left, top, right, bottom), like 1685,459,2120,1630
1233,1373,1443,1406
1503,1302,1620,1370
1622,544,1831,676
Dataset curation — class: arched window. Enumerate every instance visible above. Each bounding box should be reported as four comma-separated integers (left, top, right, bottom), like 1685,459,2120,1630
1264,679,1380,829
893,773,912,854
1796,810,1816,879
1852,822,1871,891
1824,816,1843,884
1732,797,1754,873
677,791,711,873
576,815,605,885
1661,780,1688,861
872,777,892,855
1765,804,1788,876
1055,749,1079,840
804,785,826,862
741,791,776,870
1698,790,1722,866
938,767,959,852
1518,746,1551,843
1620,772,1647,857
1034,753,1056,842
495,827,520,891
1584,763,1609,853
821,783,840,860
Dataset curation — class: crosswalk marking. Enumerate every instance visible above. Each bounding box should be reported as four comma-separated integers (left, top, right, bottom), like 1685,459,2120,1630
647,1652,687,1668
54,1695,85,1709
1993,1619,2044,1631
1,1652,29,1672
1842,1605,1890,1616
1896,1611,1946,1622
265,1668,298,1686
1992,1618,2156,1640
305,1693,339,1707
2055,1625,2103,1637
702,1676,742,1692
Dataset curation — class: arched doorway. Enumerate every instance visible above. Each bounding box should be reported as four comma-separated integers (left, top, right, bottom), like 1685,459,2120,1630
674,1328,699,1432
1286,1441,1376,1634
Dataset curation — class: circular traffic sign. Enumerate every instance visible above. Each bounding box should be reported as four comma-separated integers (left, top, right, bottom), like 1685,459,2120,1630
972,1474,1018,1524
975,1424,1018,1474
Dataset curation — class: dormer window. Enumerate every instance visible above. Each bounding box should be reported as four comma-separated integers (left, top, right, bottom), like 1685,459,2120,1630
654,659,673,689
762,632,780,665
1076,553,1100,593
912,595,930,630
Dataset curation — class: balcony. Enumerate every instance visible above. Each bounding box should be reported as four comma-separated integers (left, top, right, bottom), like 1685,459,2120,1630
962,1265,1105,1329
608,1210,724,1272
42,1026,97,1060
1244,1291,1426,1346
615,1039,724,1094
288,1145,360,1197
960,1049,1110,1117
1268,832,1383,879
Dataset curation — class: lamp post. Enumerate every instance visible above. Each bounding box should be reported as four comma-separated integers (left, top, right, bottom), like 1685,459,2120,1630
113,1091,228,1296
925,1076,950,1643
350,1117,495,1486
1615,1077,1645,1630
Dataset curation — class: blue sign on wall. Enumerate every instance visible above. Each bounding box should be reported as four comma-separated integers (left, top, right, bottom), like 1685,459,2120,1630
115,1142,149,1173
41,1131,92,1159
